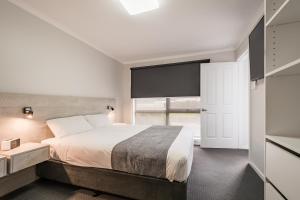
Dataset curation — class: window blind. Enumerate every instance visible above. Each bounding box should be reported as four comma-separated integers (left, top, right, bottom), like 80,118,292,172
131,59,210,98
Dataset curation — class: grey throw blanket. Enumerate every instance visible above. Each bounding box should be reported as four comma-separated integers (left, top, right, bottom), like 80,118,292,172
111,126,182,178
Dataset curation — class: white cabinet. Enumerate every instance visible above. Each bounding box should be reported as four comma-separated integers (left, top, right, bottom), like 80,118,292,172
266,142,300,199
265,0,300,199
0,143,50,174
265,183,285,200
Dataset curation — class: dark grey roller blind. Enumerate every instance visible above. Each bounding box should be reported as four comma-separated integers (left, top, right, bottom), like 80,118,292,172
131,59,210,98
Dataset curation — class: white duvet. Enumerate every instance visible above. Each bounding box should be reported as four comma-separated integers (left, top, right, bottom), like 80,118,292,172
42,124,194,182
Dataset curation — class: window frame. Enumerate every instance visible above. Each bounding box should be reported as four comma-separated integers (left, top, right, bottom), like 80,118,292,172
134,97,200,126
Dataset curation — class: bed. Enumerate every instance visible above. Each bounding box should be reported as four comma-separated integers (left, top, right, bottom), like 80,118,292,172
37,115,194,200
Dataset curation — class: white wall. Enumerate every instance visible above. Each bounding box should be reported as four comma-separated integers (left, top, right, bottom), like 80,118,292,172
235,1,264,60
237,51,250,149
235,1,265,176
249,80,265,176
0,1,123,121
122,50,236,123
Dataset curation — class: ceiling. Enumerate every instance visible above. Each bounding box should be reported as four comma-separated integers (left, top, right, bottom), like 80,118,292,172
9,0,263,64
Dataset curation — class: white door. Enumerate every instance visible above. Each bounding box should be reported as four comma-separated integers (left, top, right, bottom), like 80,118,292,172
201,62,238,148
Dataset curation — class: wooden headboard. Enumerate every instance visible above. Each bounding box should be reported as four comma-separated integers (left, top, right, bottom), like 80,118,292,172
0,93,115,143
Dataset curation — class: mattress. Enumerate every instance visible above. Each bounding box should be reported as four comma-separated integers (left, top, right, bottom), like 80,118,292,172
42,124,194,182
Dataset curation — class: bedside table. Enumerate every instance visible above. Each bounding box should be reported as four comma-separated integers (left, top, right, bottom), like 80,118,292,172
0,143,50,174
0,155,7,178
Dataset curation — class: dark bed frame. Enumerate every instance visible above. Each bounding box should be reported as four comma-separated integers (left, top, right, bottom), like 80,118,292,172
37,160,187,200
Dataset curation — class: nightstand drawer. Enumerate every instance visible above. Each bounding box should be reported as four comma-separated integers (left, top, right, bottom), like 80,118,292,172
0,143,50,174
266,142,300,200
9,146,49,173
0,156,7,178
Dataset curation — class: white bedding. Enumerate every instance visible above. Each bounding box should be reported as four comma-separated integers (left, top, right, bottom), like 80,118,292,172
42,124,194,182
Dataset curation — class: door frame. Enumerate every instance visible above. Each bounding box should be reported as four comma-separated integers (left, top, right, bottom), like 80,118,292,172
237,50,250,150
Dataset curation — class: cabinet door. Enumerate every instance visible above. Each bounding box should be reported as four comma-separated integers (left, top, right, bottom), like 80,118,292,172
266,183,285,200
266,142,300,199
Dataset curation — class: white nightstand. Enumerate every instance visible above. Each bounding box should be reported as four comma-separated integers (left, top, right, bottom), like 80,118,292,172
0,155,7,178
0,143,50,174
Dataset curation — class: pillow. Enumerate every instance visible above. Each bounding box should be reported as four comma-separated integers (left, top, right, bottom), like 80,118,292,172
47,116,93,138
84,114,111,128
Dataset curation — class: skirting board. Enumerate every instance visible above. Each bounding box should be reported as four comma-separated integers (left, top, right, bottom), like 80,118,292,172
238,144,249,150
249,161,265,181
194,138,201,146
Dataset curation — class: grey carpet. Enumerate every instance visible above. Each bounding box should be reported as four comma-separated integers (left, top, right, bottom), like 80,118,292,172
187,147,263,200
1,147,263,200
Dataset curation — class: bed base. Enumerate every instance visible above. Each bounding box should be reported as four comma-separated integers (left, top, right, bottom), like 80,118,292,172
37,160,187,200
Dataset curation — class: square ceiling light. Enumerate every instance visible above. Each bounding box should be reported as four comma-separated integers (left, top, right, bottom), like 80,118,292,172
120,0,159,15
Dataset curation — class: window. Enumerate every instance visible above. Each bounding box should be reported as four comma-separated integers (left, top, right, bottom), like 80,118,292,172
134,98,166,126
134,97,201,138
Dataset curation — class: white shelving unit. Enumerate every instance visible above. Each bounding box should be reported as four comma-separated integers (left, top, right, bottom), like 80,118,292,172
266,22,300,74
266,58,300,77
266,0,300,26
266,0,286,22
265,0,300,199
266,135,300,154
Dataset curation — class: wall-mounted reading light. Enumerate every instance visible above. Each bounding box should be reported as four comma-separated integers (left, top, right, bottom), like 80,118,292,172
107,105,115,122
23,107,33,119
106,105,115,111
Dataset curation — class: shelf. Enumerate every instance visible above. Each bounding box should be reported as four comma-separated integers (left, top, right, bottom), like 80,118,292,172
266,0,300,27
266,135,300,155
266,58,300,77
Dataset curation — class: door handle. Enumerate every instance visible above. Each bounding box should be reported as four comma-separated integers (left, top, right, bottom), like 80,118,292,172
201,108,207,112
